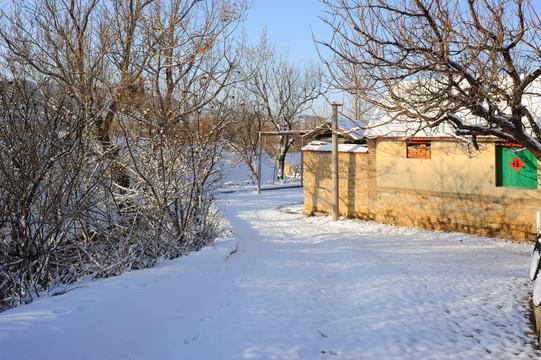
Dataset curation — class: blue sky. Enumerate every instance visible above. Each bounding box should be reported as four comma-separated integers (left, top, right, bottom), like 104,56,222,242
241,0,541,116
242,0,332,64
242,0,541,65
242,1,338,114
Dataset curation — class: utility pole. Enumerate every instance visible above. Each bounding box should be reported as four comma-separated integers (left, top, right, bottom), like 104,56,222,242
331,101,342,221
257,132,262,194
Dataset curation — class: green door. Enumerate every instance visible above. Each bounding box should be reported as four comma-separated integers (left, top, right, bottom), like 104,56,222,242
496,145,538,188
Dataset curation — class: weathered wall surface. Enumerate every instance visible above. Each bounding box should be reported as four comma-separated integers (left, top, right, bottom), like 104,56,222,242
303,139,541,241
303,151,370,219
376,140,541,200
373,187,539,241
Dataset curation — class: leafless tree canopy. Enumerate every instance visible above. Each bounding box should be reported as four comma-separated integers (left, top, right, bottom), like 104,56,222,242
0,0,248,311
320,0,541,157
239,31,324,180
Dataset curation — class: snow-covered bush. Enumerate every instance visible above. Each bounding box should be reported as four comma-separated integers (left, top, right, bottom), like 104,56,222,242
0,0,247,312
0,80,224,312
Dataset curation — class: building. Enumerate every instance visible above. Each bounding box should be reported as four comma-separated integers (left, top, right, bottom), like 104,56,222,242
303,119,366,144
302,115,541,242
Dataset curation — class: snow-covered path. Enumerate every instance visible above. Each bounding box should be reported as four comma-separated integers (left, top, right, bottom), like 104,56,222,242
1,186,540,359
218,188,539,359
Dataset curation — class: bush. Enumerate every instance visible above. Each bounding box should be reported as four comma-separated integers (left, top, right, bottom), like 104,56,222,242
0,80,223,312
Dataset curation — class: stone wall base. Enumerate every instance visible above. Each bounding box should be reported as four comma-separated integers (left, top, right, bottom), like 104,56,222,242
372,187,538,242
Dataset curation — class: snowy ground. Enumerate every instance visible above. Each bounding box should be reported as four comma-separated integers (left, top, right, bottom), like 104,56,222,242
1,161,540,359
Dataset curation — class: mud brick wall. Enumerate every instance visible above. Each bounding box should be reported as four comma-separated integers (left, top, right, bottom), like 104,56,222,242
303,150,370,219
406,143,431,159
303,143,540,242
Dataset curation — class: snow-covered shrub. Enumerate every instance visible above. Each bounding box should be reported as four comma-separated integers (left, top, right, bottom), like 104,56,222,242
0,81,224,312
0,80,91,309
0,0,248,312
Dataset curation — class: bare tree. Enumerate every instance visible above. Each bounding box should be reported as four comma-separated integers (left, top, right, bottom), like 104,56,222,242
224,95,268,183
243,31,324,180
320,0,541,157
0,0,247,183
343,91,375,126
0,0,249,311
0,76,98,310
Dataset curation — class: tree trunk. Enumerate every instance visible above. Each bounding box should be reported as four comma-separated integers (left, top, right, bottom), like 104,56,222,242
277,135,294,180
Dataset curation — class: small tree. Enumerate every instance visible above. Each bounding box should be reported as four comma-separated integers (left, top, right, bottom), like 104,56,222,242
243,32,324,180
224,98,268,183
320,0,541,157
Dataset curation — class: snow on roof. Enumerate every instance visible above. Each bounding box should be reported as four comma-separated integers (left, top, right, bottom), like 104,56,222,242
302,141,369,153
365,108,458,138
337,119,366,140
364,78,541,140
303,119,366,141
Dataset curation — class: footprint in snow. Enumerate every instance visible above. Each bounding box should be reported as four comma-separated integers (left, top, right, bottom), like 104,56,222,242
321,349,341,356
184,334,200,344
132,282,149,289
318,330,329,338
200,315,214,322
52,308,70,315
75,305,90,313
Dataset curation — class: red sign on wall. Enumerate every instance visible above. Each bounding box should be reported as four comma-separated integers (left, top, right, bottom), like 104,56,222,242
509,156,525,172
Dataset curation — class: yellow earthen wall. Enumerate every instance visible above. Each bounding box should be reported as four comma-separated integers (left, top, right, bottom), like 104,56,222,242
374,139,541,241
303,151,370,219
303,140,541,241
376,140,541,200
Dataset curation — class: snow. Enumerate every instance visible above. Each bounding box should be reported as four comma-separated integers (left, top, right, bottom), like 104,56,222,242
365,107,460,138
303,120,366,142
534,277,541,307
364,79,541,140
336,119,366,140
0,158,540,359
219,152,301,191
302,141,369,153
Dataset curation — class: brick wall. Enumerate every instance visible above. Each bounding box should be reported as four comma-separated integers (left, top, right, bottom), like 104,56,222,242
406,142,431,159
303,150,370,219
303,141,539,242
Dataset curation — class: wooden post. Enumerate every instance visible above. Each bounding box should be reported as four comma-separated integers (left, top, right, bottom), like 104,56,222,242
331,102,341,221
300,136,304,187
257,132,262,194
